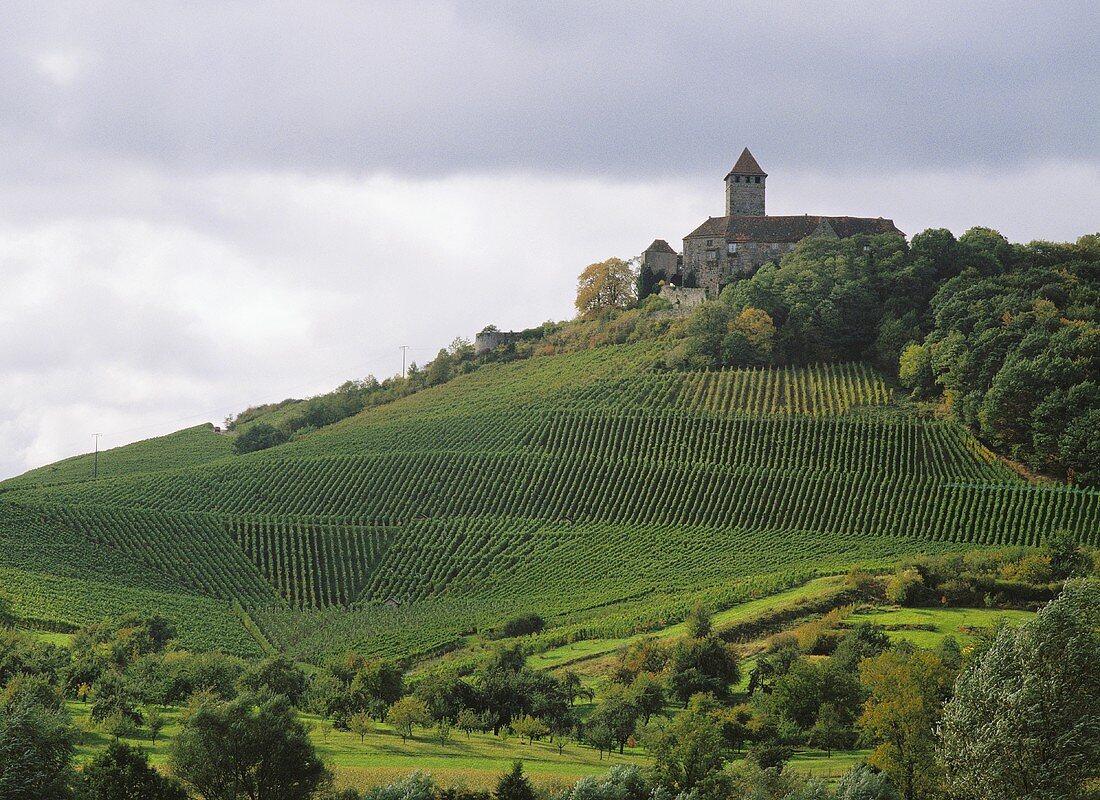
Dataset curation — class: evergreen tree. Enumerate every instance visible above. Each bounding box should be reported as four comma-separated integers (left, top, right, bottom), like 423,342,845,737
494,761,535,800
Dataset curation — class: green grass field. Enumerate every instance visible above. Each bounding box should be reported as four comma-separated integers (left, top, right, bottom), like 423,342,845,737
843,606,1034,649
527,576,847,673
66,696,874,791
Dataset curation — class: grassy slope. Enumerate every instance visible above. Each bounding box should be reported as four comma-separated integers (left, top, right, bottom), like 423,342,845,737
0,424,233,491
1,341,1094,662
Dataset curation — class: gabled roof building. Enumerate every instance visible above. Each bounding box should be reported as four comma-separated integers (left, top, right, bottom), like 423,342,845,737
642,148,904,297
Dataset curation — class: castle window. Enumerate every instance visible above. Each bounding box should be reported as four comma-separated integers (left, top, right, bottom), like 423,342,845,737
734,176,741,183
754,176,761,184
706,250,717,262
727,243,738,254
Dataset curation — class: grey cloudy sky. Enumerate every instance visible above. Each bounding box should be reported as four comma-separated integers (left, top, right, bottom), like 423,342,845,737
2,1,1098,479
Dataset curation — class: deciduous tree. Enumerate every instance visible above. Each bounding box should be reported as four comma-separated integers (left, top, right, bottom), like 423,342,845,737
171,693,329,800
387,696,431,743
858,649,953,800
575,258,637,319
939,580,1100,800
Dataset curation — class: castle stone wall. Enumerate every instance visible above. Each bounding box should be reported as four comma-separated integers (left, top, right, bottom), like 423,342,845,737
659,285,707,310
683,236,795,296
474,330,522,355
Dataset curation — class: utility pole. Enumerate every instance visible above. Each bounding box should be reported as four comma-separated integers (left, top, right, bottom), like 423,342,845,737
399,345,410,378
92,433,102,479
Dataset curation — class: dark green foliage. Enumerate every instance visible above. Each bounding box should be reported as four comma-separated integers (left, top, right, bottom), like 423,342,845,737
669,636,740,704
237,655,307,704
748,742,794,770
650,693,728,793
713,234,914,368
685,603,712,639
496,613,545,639
475,650,574,736
2,672,64,713
323,654,404,725
940,580,1100,800
494,762,535,800
171,693,329,800
587,690,640,754
90,672,143,725
233,423,289,454
414,673,482,723
0,628,68,692
919,234,1100,483
636,263,661,302
81,742,188,800
0,693,77,800
1045,528,1089,580
830,623,890,672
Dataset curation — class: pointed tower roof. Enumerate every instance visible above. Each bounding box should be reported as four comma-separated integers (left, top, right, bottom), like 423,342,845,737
645,239,676,254
725,147,767,177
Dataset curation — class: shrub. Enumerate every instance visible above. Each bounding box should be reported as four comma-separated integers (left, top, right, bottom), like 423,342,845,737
885,567,924,605
233,423,289,455
496,614,545,639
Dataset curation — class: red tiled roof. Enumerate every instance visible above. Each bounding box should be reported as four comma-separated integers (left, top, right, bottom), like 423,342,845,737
725,147,767,177
645,239,677,254
685,215,904,242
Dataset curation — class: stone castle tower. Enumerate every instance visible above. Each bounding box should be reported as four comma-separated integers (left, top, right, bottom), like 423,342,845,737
724,147,767,216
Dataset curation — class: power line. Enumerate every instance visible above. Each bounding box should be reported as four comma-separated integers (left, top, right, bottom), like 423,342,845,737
91,433,102,479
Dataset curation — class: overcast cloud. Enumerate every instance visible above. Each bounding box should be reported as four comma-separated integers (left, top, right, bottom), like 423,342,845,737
1,1,1098,479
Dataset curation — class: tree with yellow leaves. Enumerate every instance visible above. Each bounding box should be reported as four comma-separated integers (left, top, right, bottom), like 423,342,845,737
575,258,637,318
857,648,954,800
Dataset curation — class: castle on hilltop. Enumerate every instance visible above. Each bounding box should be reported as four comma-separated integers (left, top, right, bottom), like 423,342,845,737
642,148,904,299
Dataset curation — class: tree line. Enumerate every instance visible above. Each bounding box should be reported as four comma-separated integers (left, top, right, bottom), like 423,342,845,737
573,229,1100,486
1,546,1096,798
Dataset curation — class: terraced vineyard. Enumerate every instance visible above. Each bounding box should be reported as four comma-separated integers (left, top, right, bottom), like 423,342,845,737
1,342,1096,661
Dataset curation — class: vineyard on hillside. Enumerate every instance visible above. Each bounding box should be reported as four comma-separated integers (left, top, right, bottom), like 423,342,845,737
1,424,232,491
1,343,1096,661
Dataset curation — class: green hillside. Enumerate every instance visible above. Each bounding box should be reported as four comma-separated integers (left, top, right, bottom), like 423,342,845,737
1,423,232,490
1,340,1096,662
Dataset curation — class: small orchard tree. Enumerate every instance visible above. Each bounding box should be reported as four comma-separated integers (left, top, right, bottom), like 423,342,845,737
101,711,137,743
585,719,615,761
90,672,143,726
511,715,548,745
348,711,374,743
435,720,452,746
146,707,165,746
808,702,849,757
387,697,430,743
456,708,481,738
685,603,712,639
575,258,637,319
